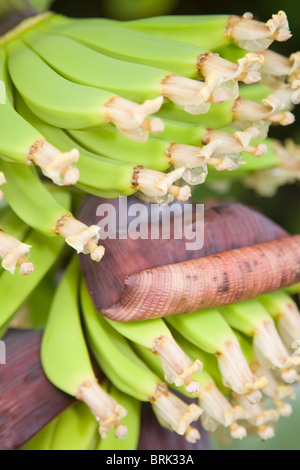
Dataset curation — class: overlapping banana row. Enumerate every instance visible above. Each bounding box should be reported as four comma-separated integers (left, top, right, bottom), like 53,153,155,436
1,10,300,272
7,254,299,449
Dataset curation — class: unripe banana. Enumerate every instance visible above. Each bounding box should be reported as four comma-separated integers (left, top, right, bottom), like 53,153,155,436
38,18,264,91
21,418,58,450
258,291,300,350
6,39,164,142
16,95,191,203
49,402,98,450
133,340,248,440
22,29,237,115
0,47,79,185
220,299,300,383
117,11,292,52
42,257,128,439
166,309,267,403
0,160,107,260
236,331,295,418
105,314,203,394
80,280,202,443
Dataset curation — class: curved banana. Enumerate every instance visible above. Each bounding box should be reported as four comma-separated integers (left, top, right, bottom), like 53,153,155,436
220,299,300,383
38,19,264,93
80,280,202,443
133,340,248,440
166,309,267,403
0,160,107,260
105,315,203,394
16,96,191,202
49,402,98,450
0,47,79,185
42,257,128,439
118,11,292,52
258,291,300,349
22,29,237,114
6,39,164,141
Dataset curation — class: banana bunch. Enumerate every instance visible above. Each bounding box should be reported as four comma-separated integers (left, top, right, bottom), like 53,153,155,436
1,6,300,451
0,7,300,272
10,259,300,448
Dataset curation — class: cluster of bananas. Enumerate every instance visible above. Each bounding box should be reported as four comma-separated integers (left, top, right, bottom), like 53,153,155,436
11,253,300,449
1,6,300,450
1,10,300,272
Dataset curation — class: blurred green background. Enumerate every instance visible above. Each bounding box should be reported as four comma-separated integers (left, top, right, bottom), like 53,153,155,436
49,1,300,450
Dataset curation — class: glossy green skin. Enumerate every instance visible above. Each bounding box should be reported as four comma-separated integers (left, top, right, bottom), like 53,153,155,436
7,39,113,129
0,205,30,241
157,101,234,128
16,95,137,195
106,315,172,350
120,15,231,51
0,48,42,162
49,402,98,451
0,159,72,235
96,386,141,451
69,127,169,171
21,419,58,450
258,291,297,321
42,258,96,397
23,29,166,103
40,18,203,78
219,299,275,337
166,308,238,354
81,281,160,402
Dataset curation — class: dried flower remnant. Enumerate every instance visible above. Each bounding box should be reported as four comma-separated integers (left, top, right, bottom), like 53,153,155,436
226,11,292,52
55,214,105,262
132,166,191,204
28,139,80,186
104,95,165,142
76,379,128,439
0,229,34,275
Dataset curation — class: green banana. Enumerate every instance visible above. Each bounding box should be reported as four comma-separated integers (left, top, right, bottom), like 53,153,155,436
49,402,98,451
236,331,295,417
22,29,237,114
42,257,128,439
21,417,58,450
219,299,300,383
157,85,295,130
133,340,248,440
166,309,267,403
0,160,107,260
117,12,292,52
80,280,202,443
96,385,141,451
0,184,70,333
38,16,264,89
0,205,30,241
0,48,80,186
258,291,300,350
105,314,203,394
16,95,191,202
68,121,271,184
6,38,164,141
